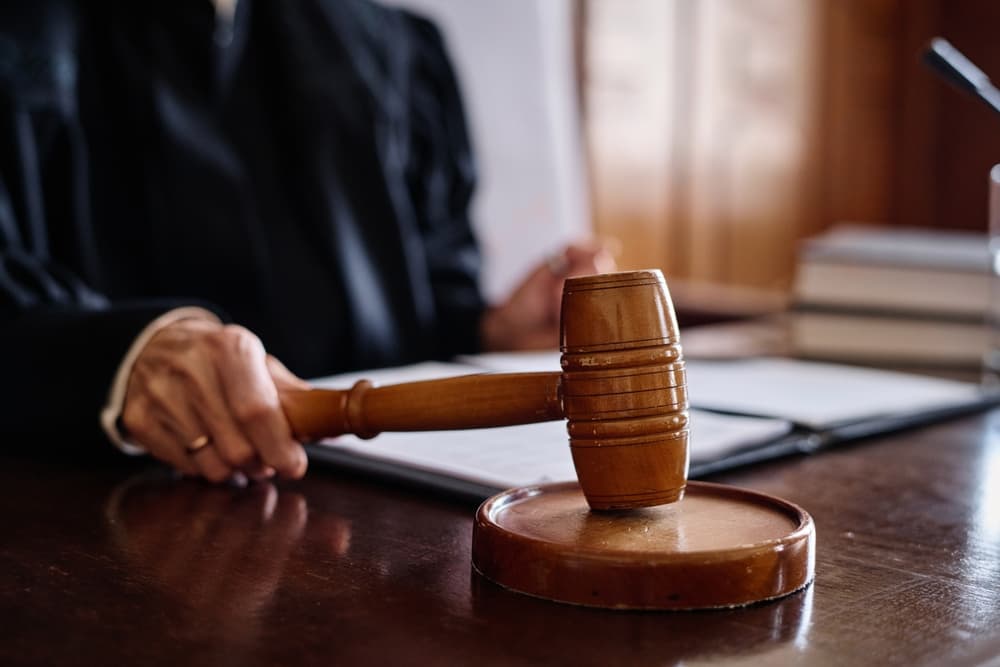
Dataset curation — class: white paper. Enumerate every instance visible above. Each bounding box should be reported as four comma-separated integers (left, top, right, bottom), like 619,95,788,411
683,357,983,429
310,360,485,389
384,0,590,302
307,358,793,490
459,351,985,430
313,409,791,490
305,353,985,494
457,351,561,373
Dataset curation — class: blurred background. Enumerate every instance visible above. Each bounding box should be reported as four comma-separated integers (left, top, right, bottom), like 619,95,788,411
392,0,1000,300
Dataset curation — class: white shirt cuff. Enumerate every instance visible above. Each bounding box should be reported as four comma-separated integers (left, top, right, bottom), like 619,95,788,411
100,306,223,455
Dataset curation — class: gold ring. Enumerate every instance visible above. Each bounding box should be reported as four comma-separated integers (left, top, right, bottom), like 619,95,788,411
185,434,212,454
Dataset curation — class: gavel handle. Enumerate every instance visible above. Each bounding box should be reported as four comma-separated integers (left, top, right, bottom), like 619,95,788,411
279,372,564,441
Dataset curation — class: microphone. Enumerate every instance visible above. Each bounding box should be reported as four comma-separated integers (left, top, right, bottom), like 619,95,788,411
923,37,1000,118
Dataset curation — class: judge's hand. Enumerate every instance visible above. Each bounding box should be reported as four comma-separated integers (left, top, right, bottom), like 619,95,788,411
121,319,310,483
480,239,617,351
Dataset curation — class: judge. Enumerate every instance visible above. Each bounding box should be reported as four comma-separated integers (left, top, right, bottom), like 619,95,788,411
0,1,611,481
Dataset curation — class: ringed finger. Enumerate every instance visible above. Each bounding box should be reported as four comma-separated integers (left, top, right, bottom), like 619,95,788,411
162,422,235,484
133,418,200,477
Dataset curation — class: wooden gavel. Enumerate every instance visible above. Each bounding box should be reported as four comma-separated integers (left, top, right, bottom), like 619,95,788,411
280,270,689,511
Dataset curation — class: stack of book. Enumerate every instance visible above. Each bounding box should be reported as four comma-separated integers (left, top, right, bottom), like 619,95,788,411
790,224,992,367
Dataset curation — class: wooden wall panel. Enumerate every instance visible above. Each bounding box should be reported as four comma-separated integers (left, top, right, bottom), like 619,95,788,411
927,1,1000,230
583,0,676,273
582,0,1000,291
892,0,942,231
821,0,899,227
585,0,823,290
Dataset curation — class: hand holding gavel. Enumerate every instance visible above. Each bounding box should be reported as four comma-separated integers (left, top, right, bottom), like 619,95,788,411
119,242,614,486
281,271,689,510
123,270,688,510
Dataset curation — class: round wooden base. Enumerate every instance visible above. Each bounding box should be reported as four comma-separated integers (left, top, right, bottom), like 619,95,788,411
472,481,815,610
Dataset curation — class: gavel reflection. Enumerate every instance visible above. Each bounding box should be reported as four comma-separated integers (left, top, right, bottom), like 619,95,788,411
281,270,688,511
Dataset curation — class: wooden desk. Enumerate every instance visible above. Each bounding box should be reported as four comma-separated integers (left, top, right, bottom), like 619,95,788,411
3,409,1000,666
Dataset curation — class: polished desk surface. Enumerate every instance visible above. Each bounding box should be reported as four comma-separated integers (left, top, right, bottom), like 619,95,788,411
3,409,1000,667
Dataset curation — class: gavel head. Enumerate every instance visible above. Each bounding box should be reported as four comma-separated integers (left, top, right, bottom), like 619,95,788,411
560,270,688,511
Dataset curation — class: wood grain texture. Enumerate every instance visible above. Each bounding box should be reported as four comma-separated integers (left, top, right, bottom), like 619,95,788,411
3,406,1000,666
282,270,692,511
471,481,815,609
560,271,690,509
280,372,564,441
584,0,1000,290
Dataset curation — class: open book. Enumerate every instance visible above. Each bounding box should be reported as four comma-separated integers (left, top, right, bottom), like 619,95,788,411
305,352,997,500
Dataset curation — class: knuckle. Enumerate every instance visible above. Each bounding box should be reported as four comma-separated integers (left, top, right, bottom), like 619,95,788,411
202,325,267,366
233,398,276,426
135,351,205,400
222,323,250,338
121,399,149,435
220,324,262,353
203,324,237,348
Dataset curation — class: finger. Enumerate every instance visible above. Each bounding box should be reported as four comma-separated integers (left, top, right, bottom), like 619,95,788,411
159,326,295,476
167,347,267,473
142,370,209,440
563,245,607,275
215,327,307,479
598,236,623,267
185,440,235,483
244,461,276,482
563,238,618,274
152,372,260,479
143,369,253,468
129,326,260,473
545,246,597,282
155,417,234,484
121,396,199,476
147,373,274,481
563,237,612,257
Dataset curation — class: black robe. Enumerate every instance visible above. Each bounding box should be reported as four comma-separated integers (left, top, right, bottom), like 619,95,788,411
0,0,485,442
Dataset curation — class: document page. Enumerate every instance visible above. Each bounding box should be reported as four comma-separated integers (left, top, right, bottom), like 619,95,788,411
305,353,988,495
461,352,988,430
683,357,985,429
310,410,791,491
307,359,792,492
